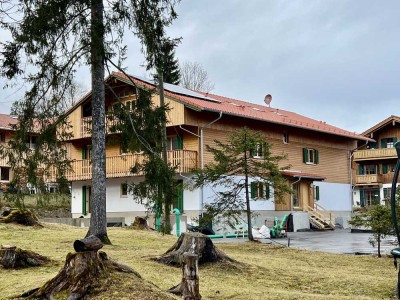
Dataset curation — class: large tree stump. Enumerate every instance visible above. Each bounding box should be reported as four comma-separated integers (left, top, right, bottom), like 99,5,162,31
20,236,146,299
0,209,42,227
154,232,234,266
0,245,50,269
168,253,201,300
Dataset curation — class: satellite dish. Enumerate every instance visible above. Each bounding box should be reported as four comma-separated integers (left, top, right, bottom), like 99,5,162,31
264,94,272,106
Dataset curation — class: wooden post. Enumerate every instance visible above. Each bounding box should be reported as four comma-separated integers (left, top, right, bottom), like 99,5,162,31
182,252,201,300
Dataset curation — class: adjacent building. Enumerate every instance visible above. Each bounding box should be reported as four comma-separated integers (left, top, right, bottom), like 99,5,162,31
58,72,369,231
352,115,400,207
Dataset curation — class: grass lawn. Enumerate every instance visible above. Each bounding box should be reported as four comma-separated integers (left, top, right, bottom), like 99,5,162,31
0,222,397,300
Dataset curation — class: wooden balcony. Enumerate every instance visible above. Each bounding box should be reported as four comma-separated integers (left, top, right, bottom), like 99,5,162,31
80,116,119,138
355,174,382,185
50,150,198,182
353,148,397,161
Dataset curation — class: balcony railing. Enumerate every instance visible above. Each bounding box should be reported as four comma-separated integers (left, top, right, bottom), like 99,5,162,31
80,116,120,138
49,150,198,182
355,174,382,185
353,148,397,161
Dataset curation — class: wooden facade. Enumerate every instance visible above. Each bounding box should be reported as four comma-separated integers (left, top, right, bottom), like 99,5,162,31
60,74,365,213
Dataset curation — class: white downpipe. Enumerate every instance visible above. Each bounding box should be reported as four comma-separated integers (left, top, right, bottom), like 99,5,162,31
200,112,223,216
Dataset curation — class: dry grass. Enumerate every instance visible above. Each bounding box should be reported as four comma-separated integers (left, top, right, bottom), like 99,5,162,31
0,222,397,300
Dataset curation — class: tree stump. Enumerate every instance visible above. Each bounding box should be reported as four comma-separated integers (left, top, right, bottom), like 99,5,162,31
168,253,201,300
0,209,42,227
131,216,149,230
153,232,234,266
21,236,142,299
0,245,50,269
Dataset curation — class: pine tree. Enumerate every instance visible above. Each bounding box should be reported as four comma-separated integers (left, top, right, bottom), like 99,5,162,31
0,0,179,244
192,127,292,241
160,40,180,85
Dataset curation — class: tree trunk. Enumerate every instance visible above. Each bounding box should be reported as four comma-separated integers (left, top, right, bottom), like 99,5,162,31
158,71,172,234
377,235,381,258
243,145,253,241
168,253,201,300
86,0,110,244
153,232,234,266
0,245,50,269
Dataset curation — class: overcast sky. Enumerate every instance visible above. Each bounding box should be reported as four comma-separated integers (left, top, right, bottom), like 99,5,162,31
1,0,399,134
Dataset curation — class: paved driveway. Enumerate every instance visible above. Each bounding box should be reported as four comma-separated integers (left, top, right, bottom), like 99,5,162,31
215,229,397,255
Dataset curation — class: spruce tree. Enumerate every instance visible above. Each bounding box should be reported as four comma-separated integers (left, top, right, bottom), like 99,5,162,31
0,0,179,244
192,127,292,241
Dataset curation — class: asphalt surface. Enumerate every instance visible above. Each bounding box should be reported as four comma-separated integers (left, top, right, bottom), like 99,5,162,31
214,229,397,255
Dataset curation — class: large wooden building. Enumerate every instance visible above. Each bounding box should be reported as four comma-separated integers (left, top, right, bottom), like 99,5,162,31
0,114,19,192
61,72,369,230
352,115,400,207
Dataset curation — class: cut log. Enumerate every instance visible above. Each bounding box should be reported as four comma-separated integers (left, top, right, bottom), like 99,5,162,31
0,245,50,269
154,232,234,266
73,235,103,252
168,253,201,300
0,209,42,227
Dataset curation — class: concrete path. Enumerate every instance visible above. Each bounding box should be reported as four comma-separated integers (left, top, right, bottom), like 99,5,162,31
214,229,398,255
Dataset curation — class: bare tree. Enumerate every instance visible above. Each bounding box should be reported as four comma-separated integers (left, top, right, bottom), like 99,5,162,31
179,61,214,93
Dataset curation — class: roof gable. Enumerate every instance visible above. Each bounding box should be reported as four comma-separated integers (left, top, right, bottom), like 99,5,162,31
361,115,400,137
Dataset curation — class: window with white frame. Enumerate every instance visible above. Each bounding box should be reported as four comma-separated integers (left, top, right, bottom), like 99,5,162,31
303,148,319,164
283,132,289,144
250,181,270,200
251,143,265,158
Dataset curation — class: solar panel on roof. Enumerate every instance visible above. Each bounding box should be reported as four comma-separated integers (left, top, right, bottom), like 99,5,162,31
134,75,220,103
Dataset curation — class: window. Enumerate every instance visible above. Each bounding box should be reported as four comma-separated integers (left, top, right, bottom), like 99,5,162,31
383,188,391,202
382,163,395,174
121,183,128,197
250,181,270,199
0,167,10,181
360,189,380,207
167,136,183,150
251,143,265,158
358,164,377,175
283,132,289,144
82,186,91,215
367,141,378,149
303,148,319,164
25,135,37,149
117,87,136,98
0,132,5,143
292,182,300,208
82,145,92,160
381,137,397,148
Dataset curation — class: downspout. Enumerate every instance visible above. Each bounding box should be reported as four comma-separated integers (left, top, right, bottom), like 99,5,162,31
200,111,223,216
291,176,302,212
349,139,369,209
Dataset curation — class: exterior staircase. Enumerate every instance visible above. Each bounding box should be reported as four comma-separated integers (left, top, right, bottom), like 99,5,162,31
306,203,335,230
